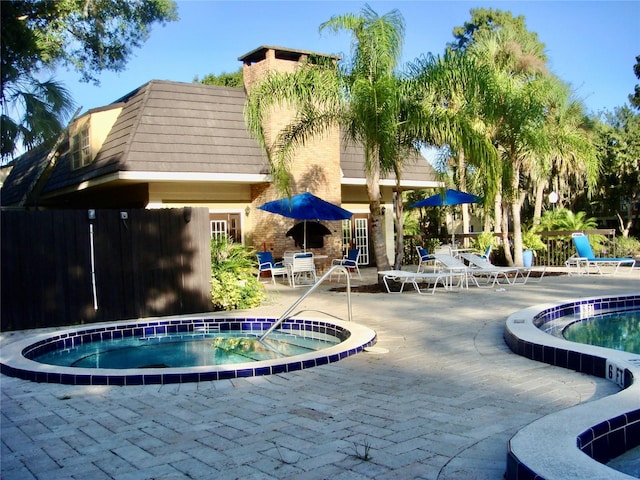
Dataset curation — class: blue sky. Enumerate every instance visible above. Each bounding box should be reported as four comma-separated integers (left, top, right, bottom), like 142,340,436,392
55,1,639,116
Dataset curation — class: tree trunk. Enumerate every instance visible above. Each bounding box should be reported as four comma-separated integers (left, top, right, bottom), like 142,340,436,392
511,197,524,266
532,180,546,226
510,165,525,267
366,160,391,280
458,150,471,246
393,188,404,270
500,201,513,266
494,191,502,234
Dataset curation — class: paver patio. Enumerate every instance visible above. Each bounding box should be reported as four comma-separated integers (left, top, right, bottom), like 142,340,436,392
1,267,638,479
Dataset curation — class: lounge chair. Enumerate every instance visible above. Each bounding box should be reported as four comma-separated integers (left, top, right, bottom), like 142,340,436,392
431,254,475,288
480,244,492,261
331,248,362,280
377,270,456,295
566,233,636,275
257,251,288,284
459,252,535,287
416,246,435,272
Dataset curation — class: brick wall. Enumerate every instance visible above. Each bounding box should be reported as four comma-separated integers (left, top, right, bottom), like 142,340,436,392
243,47,343,262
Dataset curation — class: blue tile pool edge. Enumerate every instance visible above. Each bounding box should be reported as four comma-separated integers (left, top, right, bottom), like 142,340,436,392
0,316,377,385
504,293,640,480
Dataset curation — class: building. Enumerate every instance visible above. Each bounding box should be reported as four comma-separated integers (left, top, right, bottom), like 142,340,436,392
1,46,440,264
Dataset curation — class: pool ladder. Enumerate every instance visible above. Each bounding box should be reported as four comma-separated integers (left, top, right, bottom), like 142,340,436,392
259,265,352,341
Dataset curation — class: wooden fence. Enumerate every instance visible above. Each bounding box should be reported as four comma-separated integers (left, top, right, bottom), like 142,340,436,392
1,208,212,331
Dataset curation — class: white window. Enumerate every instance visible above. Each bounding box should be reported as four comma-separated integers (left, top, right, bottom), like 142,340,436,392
354,217,369,264
71,126,91,169
210,220,228,241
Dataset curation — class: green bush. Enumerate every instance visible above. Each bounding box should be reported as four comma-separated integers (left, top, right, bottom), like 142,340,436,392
522,229,547,255
211,237,265,311
615,236,640,257
472,232,496,254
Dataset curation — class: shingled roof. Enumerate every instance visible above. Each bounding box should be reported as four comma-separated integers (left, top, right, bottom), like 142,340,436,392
3,79,439,205
43,80,271,195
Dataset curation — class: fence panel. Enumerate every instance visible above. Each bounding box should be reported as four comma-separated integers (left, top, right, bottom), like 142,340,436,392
1,208,212,331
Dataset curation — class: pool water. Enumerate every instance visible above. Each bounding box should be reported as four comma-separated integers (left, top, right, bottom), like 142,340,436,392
563,310,640,354
33,331,340,369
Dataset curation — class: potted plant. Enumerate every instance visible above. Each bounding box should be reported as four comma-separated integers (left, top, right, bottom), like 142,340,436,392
521,229,547,267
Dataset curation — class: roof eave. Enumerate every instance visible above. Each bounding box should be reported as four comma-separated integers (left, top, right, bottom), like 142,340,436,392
341,178,443,189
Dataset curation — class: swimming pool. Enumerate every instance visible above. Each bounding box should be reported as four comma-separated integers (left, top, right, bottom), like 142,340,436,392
563,309,640,354
504,293,640,480
0,316,377,385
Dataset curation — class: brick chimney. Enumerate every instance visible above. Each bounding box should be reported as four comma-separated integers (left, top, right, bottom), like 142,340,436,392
239,46,344,260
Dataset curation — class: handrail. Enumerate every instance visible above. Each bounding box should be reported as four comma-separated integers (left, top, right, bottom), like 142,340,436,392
259,265,352,341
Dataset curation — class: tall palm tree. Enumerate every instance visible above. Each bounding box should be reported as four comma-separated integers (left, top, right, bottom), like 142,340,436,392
529,80,599,224
406,50,500,234
468,28,553,265
245,5,408,272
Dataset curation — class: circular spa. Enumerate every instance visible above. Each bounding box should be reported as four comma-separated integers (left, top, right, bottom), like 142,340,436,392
0,317,377,385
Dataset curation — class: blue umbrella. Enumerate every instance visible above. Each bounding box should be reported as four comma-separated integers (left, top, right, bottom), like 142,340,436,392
409,189,481,243
409,189,481,208
259,192,352,251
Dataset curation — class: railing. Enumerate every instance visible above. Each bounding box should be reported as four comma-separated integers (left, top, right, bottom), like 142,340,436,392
538,230,617,266
404,229,619,267
259,265,352,341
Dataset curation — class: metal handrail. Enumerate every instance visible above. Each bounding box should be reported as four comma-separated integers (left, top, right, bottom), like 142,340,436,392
259,265,352,341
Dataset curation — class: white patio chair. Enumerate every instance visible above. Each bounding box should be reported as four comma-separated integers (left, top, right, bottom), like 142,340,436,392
287,252,317,287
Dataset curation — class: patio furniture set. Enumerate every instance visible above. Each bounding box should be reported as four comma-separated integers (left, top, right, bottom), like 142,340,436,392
257,249,362,288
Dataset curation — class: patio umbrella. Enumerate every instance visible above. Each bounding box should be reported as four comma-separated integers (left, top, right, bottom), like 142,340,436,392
409,189,481,208
409,189,481,243
259,192,353,251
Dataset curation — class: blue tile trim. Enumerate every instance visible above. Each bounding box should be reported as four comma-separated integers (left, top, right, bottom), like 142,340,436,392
516,295,640,384
577,409,640,463
7,317,375,385
504,294,640,480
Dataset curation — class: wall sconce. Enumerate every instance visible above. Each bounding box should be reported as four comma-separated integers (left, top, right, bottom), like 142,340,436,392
245,206,251,217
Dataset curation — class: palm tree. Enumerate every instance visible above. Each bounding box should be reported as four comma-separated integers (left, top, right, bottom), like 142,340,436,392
529,80,599,224
245,5,408,272
406,50,500,236
467,28,554,266
1,75,74,161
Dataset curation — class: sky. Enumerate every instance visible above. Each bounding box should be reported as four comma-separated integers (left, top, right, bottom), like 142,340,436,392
54,1,639,117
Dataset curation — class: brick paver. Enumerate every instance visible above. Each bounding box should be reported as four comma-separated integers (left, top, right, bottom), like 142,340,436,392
2,269,637,479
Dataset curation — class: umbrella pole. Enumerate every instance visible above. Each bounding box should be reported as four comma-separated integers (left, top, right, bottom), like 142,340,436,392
303,220,307,252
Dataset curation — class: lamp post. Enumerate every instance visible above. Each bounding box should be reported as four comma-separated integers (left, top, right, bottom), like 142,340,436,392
548,191,558,209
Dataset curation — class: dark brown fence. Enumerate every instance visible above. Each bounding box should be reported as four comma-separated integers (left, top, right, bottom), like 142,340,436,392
1,208,212,331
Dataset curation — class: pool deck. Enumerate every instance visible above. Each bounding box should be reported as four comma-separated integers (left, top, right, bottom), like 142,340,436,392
2,267,639,479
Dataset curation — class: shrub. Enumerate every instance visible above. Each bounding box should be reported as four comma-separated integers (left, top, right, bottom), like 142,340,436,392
211,237,265,311
615,236,640,257
472,232,496,254
522,229,547,255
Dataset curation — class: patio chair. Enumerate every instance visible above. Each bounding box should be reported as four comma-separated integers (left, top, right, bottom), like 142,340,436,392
257,251,288,284
330,248,362,281
459,252,534,287
288,252,317,287
416,246,435,272
566,233,636,275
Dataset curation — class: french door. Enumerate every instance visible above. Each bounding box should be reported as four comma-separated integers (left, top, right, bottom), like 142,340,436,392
341,215,369,265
